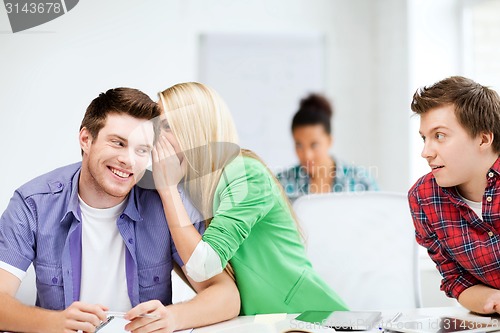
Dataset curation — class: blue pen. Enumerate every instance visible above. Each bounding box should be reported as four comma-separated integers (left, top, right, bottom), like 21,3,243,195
379,312,402,332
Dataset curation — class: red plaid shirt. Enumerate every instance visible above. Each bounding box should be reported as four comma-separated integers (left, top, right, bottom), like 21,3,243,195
408,157,500,299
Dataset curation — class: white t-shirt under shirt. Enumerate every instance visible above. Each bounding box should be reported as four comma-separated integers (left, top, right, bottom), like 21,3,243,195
78,196,132,311
458,192,483,221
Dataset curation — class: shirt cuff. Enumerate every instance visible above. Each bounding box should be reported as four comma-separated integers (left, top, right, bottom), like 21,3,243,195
443,275,477,299
185,240,223,282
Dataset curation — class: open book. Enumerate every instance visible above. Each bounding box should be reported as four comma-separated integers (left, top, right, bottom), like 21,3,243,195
212,314,336,333
223,311,383,333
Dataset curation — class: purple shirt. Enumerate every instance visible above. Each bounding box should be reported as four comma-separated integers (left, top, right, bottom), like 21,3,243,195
0,163,203,310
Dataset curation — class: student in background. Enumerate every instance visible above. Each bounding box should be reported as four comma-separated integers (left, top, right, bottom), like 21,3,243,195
0,88,239,333
153,82,348,315
276,94,379,202
408,76,500,314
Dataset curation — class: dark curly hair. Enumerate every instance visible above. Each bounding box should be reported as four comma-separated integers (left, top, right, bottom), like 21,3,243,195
291,93,333,134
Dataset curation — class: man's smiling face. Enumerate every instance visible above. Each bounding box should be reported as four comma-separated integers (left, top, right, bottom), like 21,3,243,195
80,113,154,205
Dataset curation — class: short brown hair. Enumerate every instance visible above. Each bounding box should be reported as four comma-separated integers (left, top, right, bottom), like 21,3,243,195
80,87,160,140
411,76,500,153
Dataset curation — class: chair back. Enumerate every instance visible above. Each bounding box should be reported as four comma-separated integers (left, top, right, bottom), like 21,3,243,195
293,191,421,310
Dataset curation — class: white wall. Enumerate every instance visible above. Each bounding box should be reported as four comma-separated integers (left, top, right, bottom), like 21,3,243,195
408,0,464,184
373,0,411,191
408,0,464,308
0,0,413,212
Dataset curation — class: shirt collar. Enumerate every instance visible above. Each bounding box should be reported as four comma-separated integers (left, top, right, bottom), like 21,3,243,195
489,156,500,176
442,156,500,204
60,165,144,224
60,167,82,224
121,186,143,222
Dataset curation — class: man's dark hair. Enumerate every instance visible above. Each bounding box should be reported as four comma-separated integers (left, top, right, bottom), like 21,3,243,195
411,76,500,153
80,87,161,140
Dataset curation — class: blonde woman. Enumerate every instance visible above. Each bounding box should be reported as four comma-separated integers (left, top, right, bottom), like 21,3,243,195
152,82,347,315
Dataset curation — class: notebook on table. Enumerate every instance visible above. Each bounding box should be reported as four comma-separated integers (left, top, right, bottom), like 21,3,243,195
295,311,382,331
379,316,500,333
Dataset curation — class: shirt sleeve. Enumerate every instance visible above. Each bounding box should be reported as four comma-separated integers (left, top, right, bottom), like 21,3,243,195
202,157,275,268
408,191,479,299
0,190,36,272
185,239,223,282
275,170,287,189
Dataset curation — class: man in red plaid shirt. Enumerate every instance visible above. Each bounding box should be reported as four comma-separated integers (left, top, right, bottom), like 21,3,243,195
409,76,500,314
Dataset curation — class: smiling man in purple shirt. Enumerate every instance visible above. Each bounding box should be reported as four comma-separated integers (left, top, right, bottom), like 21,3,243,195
0,88,239,333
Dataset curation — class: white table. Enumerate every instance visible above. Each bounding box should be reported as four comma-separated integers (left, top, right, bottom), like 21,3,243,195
3,307,488,333
191,306,494,332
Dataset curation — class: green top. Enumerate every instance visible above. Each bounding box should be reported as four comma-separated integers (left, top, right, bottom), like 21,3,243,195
202,156,348,315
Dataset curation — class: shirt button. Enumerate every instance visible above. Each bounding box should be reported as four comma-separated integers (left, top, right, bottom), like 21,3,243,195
120,214,126,219
153,276,160,283
52,277,58,284
487,196,493,202
489,172,494,178
488,231,494,237
128,238,134,244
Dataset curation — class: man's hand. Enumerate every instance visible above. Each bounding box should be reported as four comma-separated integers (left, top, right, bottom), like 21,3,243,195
125,300,176,333
483,291,500,314
1,270,109,333
459,284,500,314
54,301,108,333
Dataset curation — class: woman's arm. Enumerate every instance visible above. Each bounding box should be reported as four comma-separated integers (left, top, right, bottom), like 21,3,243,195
153,136,275,278
158,187,203,266
152,134,203,265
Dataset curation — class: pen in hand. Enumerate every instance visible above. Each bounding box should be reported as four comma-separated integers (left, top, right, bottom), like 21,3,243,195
106,311,160,319
95,316,114,332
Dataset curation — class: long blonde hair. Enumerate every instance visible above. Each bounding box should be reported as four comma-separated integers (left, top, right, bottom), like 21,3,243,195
158,82,239,220
158,82,303,278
